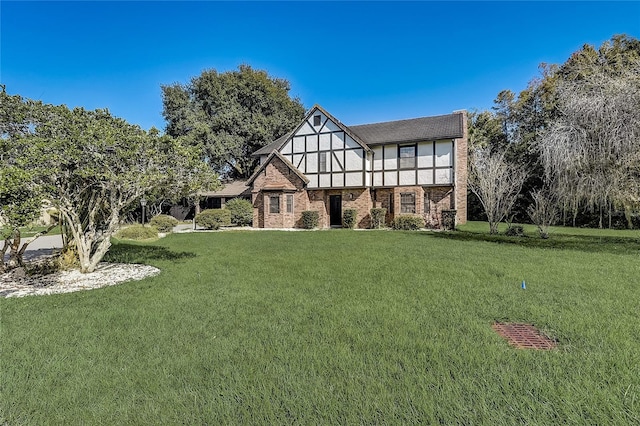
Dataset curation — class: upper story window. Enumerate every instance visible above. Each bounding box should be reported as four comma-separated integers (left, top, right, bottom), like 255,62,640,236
319,152,327,172
313,115,321,126
399,145,416,169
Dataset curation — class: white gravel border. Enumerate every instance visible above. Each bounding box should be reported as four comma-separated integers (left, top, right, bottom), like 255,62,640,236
1,262,160,298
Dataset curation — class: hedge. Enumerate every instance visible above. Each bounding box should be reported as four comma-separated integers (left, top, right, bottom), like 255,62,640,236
149,214,178,233
392,215,424,230
342,209,357,229
195,209,232,230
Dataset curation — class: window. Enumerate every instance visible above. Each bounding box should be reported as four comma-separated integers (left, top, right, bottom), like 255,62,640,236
269,195,280,213
401,192,416,213
423,191,430,214
319,152,327,172
389,193,394,214
286,194,293,213
313,115,321,126
399,145,416,169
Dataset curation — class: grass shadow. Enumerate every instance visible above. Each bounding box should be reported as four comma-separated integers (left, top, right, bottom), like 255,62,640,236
425,230,640,256
103,242,197,264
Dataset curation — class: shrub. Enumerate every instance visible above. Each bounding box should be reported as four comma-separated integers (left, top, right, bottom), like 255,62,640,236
392,215,424,230
301,211,319,229
149,214,178,233
342,209,357,229
225,198,253,226
441,209,457,231
57,246,79,270
504,225,525,237
370,208,386,229
195,209,231,230
116,224,159,240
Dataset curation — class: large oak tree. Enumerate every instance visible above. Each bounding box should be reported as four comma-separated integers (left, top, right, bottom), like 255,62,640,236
162,65,305,178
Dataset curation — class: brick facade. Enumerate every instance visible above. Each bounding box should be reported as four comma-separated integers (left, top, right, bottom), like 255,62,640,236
373,186,456,228
251,155,309,229
454,111,468,224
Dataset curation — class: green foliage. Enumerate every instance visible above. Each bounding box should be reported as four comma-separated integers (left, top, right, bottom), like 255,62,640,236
370,208,387,229
195,209,232,230
301,210,319,229
504,225,525,237
342,208,357,229
116,225,159,240
149,214,179,233
1,91,218,272
224,198,253,226
392,215,424,230
441,209,457,231
162,65,305,178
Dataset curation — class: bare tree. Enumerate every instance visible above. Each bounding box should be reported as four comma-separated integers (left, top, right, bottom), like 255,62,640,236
468,147,529,234
527,189,558,239
537,60,640,228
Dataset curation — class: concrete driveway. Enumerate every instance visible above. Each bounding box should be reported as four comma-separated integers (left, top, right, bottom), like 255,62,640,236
1,234,64,262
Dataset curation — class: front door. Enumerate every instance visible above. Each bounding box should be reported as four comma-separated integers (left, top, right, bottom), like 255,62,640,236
329,195,342,227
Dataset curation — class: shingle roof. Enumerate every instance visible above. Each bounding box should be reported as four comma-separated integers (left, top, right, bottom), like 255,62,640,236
349,113,464,145
252,134,289,157
199,180,251,197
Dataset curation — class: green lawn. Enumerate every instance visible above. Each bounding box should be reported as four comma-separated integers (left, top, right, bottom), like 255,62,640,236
1,227,639,424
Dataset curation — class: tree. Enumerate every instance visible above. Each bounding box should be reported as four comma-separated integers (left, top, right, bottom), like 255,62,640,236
536,57,640,228
468,147,528,234
0,89,55,271
527,188,558,239
161,65,305,178
22,103,218,273
0,166,48,271
474,34,640,228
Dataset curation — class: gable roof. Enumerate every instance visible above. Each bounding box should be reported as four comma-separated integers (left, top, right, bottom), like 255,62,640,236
309,104,371,152
349,113,464,145
251,105,371,157
246,150,310,187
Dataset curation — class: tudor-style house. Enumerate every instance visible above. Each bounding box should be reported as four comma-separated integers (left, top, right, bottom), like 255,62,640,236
246,105,467,229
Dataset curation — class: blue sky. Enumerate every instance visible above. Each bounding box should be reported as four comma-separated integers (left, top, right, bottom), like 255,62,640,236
1,1,638,131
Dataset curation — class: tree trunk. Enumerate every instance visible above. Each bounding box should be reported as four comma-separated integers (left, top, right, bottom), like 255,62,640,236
489,221,499,234
624,204,634,229
0,238,10,272
7,230,25,269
